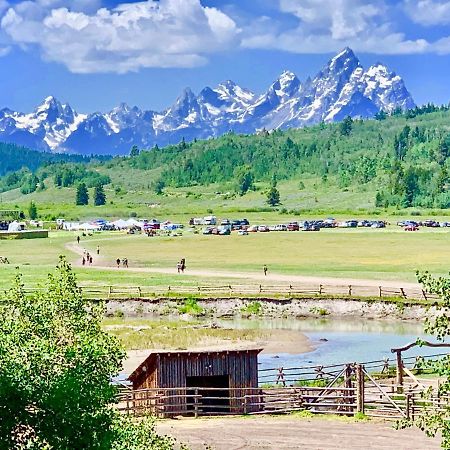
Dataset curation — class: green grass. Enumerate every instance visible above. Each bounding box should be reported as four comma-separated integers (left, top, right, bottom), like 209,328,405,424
1,227,450,292
103,318,265,350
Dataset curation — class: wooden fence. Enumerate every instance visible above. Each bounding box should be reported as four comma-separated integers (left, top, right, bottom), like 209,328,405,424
117,385,357,418
23,282,440,301
116,353,450,420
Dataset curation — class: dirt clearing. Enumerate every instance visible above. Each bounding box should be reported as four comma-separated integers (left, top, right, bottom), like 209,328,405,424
157,415,440,449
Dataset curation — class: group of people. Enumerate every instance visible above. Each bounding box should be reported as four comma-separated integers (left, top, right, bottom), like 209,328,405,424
82,250,93,266
116,258,128,268
177,258,186,273
81,245,100,266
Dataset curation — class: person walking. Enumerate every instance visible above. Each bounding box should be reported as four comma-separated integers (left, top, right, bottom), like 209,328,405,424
180,258,186,273
77,235,80,244
89,256,93,265
123,258,128,268
96,245,100,255
177,261,182,273
116,258,121,268
263,264,268,276
82,257,86,266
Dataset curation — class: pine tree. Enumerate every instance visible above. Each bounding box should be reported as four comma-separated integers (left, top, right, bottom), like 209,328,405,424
130,145,140,157
94,184,106,206
267,178,281,207
28,201,38,220
76,182,89,206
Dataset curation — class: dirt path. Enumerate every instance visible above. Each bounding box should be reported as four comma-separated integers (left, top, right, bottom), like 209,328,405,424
157,416,439,449
65,242,420,291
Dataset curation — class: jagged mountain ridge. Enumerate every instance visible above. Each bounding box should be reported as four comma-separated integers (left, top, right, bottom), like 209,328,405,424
0,48,415,155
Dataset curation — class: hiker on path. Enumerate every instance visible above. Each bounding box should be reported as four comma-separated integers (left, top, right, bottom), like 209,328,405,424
116,258,121,268
82,257,86,266
77,236,80,244
89,256,93,265
96,245,100,255
177,261,182,273
180,258,186,273
122,258,128,268
263,264,268,276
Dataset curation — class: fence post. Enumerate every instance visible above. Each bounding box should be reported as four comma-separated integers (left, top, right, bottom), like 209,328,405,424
348,285,352,296
194,388,199,418
379,286,382,298
422,289,428,301
406,393,411,420
244,394,248,415
137,286,141,298
356,364,365,414
319,284,323,295
400,288,407,299
259,284,262,293
396,350,404,392
108,285,112,298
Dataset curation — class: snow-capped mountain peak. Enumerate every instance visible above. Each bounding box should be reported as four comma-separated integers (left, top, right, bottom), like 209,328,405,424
0,48,415,155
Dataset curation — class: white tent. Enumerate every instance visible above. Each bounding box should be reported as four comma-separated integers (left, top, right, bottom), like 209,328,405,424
8,221,24,232
126,218,143,228
112,219,128,229
80,222,101,231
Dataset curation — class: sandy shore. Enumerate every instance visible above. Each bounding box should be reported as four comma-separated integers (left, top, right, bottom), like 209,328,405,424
122,328,313,374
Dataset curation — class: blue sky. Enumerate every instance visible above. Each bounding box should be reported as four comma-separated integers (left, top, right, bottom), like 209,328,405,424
0,0,449,113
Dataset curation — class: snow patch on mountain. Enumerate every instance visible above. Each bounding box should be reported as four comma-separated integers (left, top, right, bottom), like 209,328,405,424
0,48,415,155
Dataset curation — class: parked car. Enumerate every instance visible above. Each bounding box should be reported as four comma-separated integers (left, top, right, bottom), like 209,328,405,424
247,225,258,232
202,227,213,235
303,222,320,231
423,220,440,227
218,226,231,235
371,221,386,228
404,225,419,231
287,222,299,231
258,225,270,232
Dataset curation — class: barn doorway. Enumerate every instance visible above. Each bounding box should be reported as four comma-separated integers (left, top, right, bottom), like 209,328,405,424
186,375,230,414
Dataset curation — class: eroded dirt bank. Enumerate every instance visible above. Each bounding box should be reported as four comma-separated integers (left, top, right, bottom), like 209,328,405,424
106,296,435,321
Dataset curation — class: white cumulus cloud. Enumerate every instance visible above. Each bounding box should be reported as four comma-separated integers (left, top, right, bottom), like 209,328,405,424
404,0,450,26
0,0,240,73
242,0,431,55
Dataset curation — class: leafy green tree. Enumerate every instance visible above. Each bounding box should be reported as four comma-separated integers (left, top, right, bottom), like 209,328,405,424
153,179,165,195
76,182,89,205
235,166,254,196
0,258,175,449
94,183,107,206
397,272,450,448
28,200,38,220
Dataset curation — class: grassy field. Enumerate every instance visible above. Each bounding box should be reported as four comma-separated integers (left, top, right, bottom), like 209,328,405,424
103,317,265,351
1,227,450,291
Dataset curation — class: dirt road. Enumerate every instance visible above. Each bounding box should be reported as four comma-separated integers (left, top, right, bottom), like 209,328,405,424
66,242,420,291
157,416,439,449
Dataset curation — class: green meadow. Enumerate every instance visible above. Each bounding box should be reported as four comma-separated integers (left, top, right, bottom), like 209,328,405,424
1,226,450,292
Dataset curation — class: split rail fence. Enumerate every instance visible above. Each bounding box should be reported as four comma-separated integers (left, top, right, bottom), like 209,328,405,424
23,283,439,301
117,352,450,420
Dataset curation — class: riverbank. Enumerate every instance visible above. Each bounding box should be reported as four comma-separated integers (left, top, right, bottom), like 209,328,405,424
106,296,436,321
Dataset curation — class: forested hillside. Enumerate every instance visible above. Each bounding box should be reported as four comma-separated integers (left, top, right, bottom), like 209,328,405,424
0,142,94,176
1,104,450,210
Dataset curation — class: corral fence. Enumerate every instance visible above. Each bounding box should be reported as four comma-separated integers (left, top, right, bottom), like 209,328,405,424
23,283,440,301
117,352,450,420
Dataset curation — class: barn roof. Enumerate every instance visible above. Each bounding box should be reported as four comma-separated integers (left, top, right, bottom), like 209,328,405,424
128,348,262,382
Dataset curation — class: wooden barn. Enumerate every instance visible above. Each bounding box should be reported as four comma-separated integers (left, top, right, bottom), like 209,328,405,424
128,349,261,416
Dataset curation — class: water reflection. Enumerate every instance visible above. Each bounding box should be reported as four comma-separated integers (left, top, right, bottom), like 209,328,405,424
215,317,433,370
